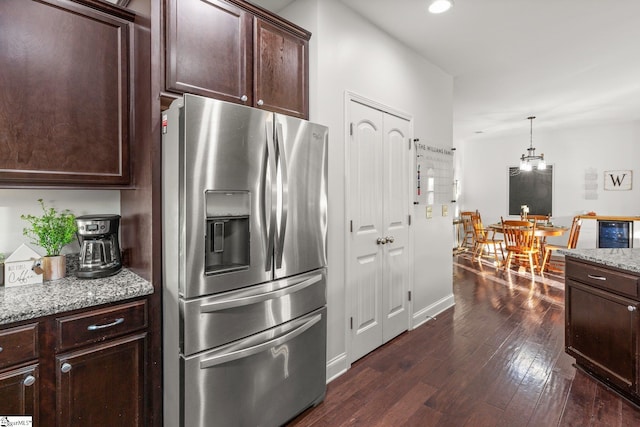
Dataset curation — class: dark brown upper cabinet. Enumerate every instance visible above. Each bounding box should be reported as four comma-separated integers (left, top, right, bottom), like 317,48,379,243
164,0,310,119
0,0,133,186
254,18,308,119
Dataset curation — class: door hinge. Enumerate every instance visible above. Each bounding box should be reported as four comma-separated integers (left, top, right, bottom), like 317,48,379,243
350,123,354,136
408,215,412,226
350,220,353,233
408,291,412,301
350,317,353,329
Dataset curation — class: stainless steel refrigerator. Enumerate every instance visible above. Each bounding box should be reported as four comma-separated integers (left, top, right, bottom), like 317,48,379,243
162,94,328,427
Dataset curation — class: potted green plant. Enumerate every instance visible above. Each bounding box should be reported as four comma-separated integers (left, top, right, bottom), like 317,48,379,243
21,199,77,281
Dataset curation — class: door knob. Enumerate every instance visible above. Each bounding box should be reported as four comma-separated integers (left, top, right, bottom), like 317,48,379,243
376,237,386,245
385,236,395,243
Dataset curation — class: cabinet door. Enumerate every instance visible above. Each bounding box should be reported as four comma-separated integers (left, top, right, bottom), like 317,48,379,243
0,0,131,185
56,333,146,427
254,18,308,119
166,0,253,104
0,364,39,424
566,279,639,393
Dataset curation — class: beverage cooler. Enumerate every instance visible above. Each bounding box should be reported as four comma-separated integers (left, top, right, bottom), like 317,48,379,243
597,220,633,248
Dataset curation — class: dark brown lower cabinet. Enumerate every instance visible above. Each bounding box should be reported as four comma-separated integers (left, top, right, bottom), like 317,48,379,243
0,364,39,423
0,299,148,426
56,333,146,427
565,257,640,403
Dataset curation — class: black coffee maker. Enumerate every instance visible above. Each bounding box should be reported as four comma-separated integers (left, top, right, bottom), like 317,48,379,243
75,215,122,279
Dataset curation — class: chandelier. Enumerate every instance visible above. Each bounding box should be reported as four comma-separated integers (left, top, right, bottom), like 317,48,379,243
519,116,546,171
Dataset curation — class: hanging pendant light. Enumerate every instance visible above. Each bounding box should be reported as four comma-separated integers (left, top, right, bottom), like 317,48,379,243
519,116,546,171
428,0,454,14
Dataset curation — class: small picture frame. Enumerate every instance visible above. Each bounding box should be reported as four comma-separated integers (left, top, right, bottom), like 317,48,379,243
604,170,632,191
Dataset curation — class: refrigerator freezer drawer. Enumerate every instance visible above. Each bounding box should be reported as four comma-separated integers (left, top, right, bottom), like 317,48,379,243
180,269,326,356
181,307,327,427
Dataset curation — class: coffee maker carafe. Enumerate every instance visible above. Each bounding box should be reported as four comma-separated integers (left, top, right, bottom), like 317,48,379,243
76,215,122,279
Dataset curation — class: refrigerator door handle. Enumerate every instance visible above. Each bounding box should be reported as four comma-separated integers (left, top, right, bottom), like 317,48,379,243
199,273,322,312
275,121,288,268
265,120,278,271
199,313,322,369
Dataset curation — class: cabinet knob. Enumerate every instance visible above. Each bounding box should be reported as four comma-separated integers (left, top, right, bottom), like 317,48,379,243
257,99,264,106
240,95,248,102
61,362,72,373
23,375,36,387
0,346,3,353
628,305,637,312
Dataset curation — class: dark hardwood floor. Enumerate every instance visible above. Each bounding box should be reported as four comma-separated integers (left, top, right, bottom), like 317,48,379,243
288,254,640,426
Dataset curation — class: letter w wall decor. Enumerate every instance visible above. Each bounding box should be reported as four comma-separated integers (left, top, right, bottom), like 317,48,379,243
604,170,633,191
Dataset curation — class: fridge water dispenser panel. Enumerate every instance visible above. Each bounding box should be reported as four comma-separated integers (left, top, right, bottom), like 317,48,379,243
205,191,251,274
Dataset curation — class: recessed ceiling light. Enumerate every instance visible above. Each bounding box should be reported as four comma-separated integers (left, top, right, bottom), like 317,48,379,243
428,0,453,14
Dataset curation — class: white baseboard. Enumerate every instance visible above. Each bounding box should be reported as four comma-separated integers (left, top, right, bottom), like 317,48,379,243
411,293,455,329
326,352,348,383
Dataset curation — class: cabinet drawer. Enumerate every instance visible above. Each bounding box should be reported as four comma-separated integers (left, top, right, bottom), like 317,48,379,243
0,323,38,370
566,259,640,299
56,300,147,351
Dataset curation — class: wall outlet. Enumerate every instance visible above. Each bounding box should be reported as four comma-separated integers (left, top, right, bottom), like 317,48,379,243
442,205,448,217
426,206,433,219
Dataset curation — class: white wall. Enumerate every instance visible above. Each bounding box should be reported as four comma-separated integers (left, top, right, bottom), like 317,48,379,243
458,121,640,245
280,0,454,380
0,189,120,256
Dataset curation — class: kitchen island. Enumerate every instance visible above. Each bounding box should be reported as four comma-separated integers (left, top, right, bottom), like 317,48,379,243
561,248,640,406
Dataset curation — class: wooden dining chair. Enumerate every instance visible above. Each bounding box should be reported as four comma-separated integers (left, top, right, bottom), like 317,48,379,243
459,211,477,249
471,212,504,265
501,218,539,276
541,216,582,272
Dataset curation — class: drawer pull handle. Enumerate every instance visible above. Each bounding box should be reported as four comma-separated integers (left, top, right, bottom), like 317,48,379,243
61,363,72,373
87,317,124,331
587,274,607,281
629,306,637,312
23,375,36,387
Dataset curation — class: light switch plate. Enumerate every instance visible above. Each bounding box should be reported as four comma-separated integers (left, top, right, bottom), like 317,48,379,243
426,206,433,219
442,205,448,217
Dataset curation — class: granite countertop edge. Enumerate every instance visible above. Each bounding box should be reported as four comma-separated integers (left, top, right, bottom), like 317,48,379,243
558,248,640,274
0,268,154,326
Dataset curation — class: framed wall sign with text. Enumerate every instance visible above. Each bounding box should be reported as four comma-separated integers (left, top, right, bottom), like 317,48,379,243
604,170,632,191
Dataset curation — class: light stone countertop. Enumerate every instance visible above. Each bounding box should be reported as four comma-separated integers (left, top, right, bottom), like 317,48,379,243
0,268,154,325
558,248,640,275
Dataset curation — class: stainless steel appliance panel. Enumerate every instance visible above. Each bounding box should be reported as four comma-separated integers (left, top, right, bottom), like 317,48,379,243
180,268,326,356
182,94,274,298
181,307,327,427
273,114,328,279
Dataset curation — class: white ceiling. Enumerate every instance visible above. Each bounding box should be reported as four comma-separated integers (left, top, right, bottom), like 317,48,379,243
253,0,640,143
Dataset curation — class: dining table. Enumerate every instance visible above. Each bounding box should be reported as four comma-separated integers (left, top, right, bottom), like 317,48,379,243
488,222,569,272
488,222,568,238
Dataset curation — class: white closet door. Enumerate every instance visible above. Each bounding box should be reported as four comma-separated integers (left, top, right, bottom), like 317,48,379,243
381,113,410,343
348,100,411,363
348,101,385,363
